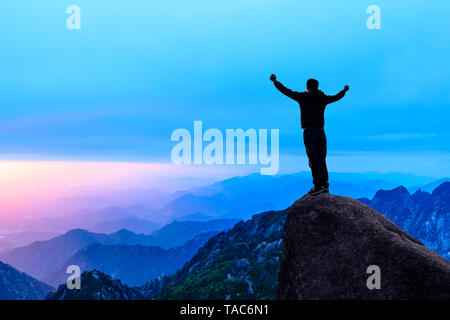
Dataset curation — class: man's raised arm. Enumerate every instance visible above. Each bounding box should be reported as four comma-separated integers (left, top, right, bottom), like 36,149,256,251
326,85,349,104
270,74,300,100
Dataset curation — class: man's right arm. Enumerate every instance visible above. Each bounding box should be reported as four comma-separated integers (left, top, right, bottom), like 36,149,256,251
270,74,300,101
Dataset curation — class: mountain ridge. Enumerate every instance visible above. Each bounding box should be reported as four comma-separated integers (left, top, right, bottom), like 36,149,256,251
363,181,449,258
43,231,218,287
0,261,53,300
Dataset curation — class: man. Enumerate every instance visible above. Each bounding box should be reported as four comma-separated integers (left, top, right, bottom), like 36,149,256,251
270,74,349,195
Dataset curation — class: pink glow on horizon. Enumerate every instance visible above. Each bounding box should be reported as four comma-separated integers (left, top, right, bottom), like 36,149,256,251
0,160,254,200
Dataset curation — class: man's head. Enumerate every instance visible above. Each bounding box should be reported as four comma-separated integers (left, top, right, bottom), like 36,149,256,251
306,78,319,92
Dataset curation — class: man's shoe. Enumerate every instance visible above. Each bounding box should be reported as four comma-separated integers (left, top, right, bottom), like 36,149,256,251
307,186,327,196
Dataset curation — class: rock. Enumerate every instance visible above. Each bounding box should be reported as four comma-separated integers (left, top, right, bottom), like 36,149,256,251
47,270,145,300
140,277,163,298
234,258,250,272
231,242,250,258
278,193,450,300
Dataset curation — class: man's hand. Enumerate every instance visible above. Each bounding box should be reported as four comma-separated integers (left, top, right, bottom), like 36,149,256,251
344,85,349,92
270,74,277,82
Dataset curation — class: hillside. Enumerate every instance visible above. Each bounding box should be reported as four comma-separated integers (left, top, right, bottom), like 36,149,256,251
0,261,53,300
44,231,217,287
0,218,235,282
47,270,143,300
149,219,238,248
0,229,115,281
0,228,155,281
155,209,288,299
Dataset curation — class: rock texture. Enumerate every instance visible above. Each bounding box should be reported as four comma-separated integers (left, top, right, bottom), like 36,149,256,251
278,193,450,300
47,270,144,300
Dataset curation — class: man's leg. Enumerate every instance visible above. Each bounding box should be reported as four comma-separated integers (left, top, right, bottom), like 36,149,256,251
317,129,329,188
303,128,321,188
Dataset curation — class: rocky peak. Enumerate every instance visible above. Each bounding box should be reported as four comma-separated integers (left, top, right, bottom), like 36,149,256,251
278,193,450,300
47,270,145,300
431,181,450,203
371,185,411,207
411,188,431,204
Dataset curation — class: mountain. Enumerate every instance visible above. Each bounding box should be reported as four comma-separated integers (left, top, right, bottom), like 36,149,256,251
149,219,238,248
157,172,401,222
0,231,59,248
43,231,218,287
409,178,450,193
47,270,144,300
278,193,450,299
0,261,53,300
0,229,154,282
328,171,435,188
47,270,166,300
0,206,135,234
89,217,161,234
43,182,450,300
155,186,450,300
0,217,238,284
47,205,287,300
155,208,288,299
0,241,14,254
362,182,450,259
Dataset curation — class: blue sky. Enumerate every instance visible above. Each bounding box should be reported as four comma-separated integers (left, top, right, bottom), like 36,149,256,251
0,1,449,176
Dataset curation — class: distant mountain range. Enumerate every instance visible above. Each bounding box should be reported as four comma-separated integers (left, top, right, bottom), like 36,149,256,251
360,182,450,259
1,171,444,237
47,207,288,300
89,216,160,234
0,218,237,284
408,178,449,193
149,219,238,248
0,261,53,300
45,181,450,300
3,173,449,300
0,231,58,253
44,231,218,287
156,181,450,299
153,172,446,222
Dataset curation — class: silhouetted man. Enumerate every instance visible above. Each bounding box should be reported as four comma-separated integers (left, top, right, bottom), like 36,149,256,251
270,74,349,195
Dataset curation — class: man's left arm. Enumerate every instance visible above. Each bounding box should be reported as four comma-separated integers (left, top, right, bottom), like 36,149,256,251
326,85,349,104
